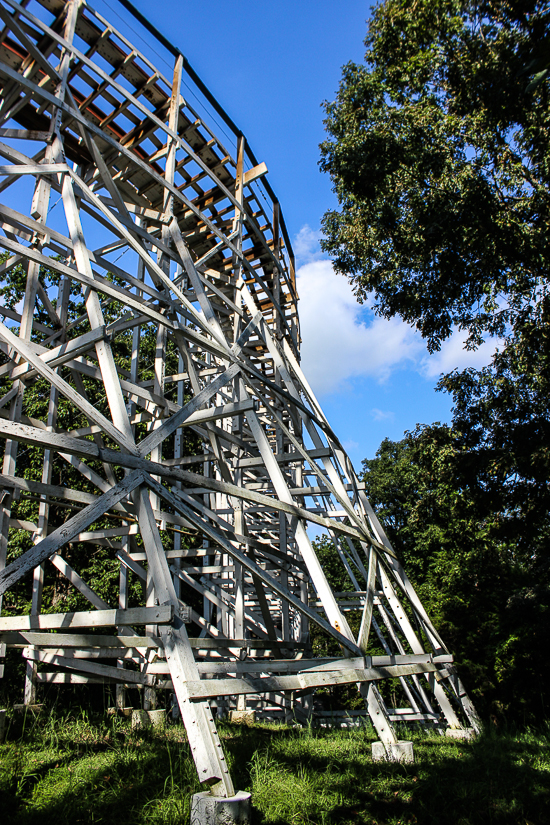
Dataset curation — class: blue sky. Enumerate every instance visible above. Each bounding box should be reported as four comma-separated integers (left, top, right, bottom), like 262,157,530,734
78,1,498,465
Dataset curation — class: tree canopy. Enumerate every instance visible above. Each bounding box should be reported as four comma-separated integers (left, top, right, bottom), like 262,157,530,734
362,427,550,720
320,0,550,351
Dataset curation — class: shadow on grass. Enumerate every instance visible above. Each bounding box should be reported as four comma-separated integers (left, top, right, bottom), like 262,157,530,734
1,729,200,825
222,726,550,825
2,720,549,825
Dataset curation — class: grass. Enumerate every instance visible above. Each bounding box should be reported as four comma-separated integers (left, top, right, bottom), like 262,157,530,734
1,708,549,824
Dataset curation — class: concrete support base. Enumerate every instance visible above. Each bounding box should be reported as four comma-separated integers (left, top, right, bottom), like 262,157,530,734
13,704,43,714
229,710,255,725
132,709,150,730
445,727,476,740
190,791,251,825
372,740,414,763
107,706,133,718
147,709,166,727
131,709,167,730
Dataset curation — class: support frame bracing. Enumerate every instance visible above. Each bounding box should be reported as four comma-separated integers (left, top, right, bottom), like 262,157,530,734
0,0,479,797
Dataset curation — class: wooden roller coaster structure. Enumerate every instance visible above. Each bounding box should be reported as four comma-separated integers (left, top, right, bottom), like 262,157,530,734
0,0,479,800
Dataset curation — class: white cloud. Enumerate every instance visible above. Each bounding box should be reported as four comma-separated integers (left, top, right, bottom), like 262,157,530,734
294,224,324,266
297,259,423,396
421,331,502,378
371,408,394,422
294,225,501,398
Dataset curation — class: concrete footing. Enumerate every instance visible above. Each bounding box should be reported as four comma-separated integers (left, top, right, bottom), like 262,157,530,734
132,709,150,730
372,740,414,763
229,710,255,725
13,703,43,714
148,709,166,727
107,706,133,718
190,791,251,825
132,709,167,730
445,727,476,740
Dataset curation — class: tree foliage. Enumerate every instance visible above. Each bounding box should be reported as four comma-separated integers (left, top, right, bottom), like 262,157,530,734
320,0,550,351
363,428,550,721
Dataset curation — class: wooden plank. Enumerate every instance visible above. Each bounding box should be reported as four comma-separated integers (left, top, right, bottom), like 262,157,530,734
24,649,159,687
0,606,172,631
195,653,453,675
0,163,68,176
36,673,111,685
184,662,441,700
26,648,151,660
358,548,377,653
0,129,51,141
243,162,268,186
1,631,159,647
186,638,306,649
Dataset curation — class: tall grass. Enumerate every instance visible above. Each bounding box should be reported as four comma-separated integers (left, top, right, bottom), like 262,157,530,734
1,708,549,824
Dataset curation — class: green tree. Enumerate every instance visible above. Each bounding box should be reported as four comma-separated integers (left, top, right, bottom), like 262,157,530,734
320,0,550,351
363,427,550,721
320,0,550,721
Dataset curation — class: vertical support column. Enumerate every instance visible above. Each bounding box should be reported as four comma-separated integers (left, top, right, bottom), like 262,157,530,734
143,565,157,712
271,216,294,720
116,550,129,710
1,137,55,686
362,683,399,746
24,272,69,705
173,349,185,602
141,49,181,705
231,135,245,344
137,487,234,797
122,217,145,710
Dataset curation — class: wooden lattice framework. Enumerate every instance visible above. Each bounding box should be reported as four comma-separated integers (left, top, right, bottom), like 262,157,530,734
0,0,480,797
